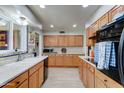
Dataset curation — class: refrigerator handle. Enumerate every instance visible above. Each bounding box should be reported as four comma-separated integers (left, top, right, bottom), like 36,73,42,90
118,29,124,87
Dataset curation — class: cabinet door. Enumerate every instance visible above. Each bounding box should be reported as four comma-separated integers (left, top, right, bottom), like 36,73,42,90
75,35,83,46
63,55,73,66
44,35,58,46
109,5,124,22
95,77,107,88
38,64,44,87
48,55,56,66
99,13,109,28
29,71,39,88
55,55,64,66
68,35,75,46
82,62,87,87
72,55,80,67
58,35,65,46
18,80,28,88
79,61,83,82
87,64,95,88
91,21,99,33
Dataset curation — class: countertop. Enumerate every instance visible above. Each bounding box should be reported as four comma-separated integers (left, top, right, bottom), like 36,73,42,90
0,56,48,87
79,56,96,67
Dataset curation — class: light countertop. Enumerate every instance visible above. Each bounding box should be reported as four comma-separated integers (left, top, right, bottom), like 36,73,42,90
78,56,96,67
0,56,48,87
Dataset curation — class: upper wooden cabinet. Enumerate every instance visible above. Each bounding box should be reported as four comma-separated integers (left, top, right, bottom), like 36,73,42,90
75,35,83,46
44,35,58,47
109,5,124,22
91,21,99,33
44,35,83,47
99,13,109,28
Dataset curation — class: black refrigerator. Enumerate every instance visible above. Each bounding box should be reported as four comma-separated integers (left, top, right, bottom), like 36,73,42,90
118,29,124,87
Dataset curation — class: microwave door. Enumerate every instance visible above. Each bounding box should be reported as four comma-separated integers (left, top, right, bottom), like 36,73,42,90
118,29,124,87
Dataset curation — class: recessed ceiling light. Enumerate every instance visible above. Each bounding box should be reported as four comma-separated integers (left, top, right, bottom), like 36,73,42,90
50,25,54,28
82,5,88,8
73,24,77,28
40,5,45,8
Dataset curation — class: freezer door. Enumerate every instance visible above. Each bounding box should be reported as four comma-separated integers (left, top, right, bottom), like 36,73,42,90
118,29,124,87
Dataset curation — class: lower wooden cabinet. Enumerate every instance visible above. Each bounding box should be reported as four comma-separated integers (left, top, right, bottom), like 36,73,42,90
38,63,44,87
48,54,81,67
29,71,39,88
3,71,29,88
82,61,87,87
95,69,123,88
2,61,45,88
86,63,95,88
18,80,29,88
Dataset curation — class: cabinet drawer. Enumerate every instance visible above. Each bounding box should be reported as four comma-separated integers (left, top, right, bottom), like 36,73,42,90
95,70,108,83
3,71,28,88
87,63,95,73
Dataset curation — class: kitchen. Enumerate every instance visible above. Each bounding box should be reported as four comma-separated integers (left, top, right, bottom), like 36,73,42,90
0,5,124,88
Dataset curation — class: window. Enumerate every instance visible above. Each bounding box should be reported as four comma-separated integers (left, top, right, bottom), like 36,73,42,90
0,17,9,50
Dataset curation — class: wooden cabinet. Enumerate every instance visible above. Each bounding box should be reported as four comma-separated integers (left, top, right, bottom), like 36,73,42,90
95,70,122,88
48,55,56,66
95,76,107,88
3,71,28,88
86,63,95,88
109,5,124,22
44,35,83,47
29,71,39,88
68,35,75,46
79,61,83,82
29,62,44,88
55,55,64,66
91,21,99,33
99,13,109,28
86,27,90,46
44,35,58,47
63,55,73,66
75,35,83,46
82,61,87,87
18,80,29,88
38,63,44,87
72,55,80,67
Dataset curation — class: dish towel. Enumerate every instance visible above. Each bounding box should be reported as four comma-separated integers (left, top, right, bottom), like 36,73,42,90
104,41,112,69
109,42,116,67
94,43,99,64
97,42,106,69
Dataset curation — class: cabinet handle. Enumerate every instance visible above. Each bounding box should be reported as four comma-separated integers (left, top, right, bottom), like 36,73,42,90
104,79,107,82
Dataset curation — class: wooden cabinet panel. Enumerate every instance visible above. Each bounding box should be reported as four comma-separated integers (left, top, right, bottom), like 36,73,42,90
68,35,75,46
86,64,95,88
63,35,68,46
75,35,83,46
3,71,28,88
55,55,64,66
48,55,56,66
82,61,87,87
79,61,83,82
99,13,109,28
109,5,124,22
63,55,73,66
72,55,80,67
18,80,28,88
95,77,107,88
58,35,65,46
38,63,44,87
95,70,123,88
91,21,99,33
29,71,39,88
44,35,58,46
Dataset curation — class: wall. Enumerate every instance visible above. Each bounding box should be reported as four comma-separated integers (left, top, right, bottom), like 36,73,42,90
43,30,85,54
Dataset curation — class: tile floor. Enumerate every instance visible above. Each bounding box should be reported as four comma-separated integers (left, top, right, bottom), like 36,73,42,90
42,68,85,88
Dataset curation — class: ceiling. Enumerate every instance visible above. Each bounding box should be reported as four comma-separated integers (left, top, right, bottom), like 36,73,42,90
28,5,101,32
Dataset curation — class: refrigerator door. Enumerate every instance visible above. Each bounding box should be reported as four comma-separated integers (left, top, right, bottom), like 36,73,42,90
118,29,124,87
